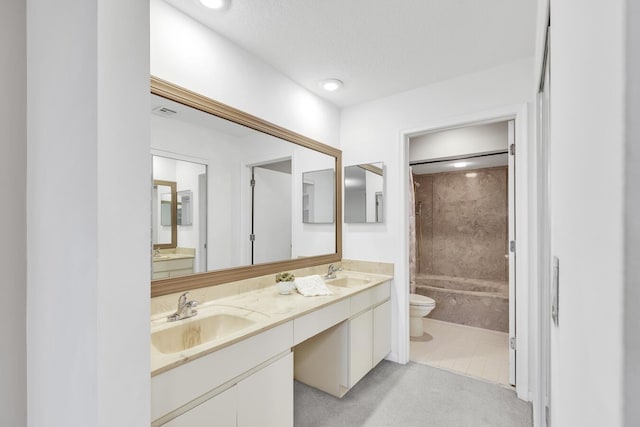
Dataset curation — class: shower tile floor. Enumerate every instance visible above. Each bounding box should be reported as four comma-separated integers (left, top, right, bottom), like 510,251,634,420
410,318,511,386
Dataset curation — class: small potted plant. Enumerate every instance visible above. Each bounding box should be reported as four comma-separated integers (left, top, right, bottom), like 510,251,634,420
275,272,296,295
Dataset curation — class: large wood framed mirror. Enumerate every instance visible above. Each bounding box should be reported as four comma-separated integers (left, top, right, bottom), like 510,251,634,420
150,77,342,297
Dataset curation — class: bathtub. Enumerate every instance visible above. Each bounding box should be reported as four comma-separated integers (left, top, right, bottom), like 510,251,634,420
414,274,509,332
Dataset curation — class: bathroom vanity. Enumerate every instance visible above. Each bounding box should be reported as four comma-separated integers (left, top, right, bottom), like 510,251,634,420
148,79,392,427
150,266,392,427
151,248,195,280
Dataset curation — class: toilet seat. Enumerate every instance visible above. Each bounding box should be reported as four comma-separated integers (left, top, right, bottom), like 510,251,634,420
410,293,435,307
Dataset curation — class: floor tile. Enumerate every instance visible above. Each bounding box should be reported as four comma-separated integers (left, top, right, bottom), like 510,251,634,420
410,318,511,386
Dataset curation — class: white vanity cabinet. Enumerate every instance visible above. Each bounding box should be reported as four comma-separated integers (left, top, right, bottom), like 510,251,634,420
163,386,237,427
294,281,391,397
348,309,373,387
152,257,194,279
152,274,393,426
237,352,293,427
151,322,293,427
349,298,392,387
373,300,391,365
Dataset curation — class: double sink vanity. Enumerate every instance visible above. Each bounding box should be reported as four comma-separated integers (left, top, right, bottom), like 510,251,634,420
149,78,391,426
151,262,393,427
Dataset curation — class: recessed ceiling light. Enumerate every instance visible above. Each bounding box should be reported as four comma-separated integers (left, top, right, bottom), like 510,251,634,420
453,162,467,168
465,172,478,178
321,79,343,92
199,0,230,10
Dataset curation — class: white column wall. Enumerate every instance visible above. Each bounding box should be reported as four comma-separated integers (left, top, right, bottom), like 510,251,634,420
549,1,625,425
625,1,640,425
0,0,26,425
340,57,534,368
27,0,150,426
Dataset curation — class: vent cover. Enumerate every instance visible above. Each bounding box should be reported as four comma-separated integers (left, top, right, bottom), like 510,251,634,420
152,106,177,117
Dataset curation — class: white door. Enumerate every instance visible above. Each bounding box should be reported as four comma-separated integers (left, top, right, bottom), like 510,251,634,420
508,119,517,386
252,166,292,264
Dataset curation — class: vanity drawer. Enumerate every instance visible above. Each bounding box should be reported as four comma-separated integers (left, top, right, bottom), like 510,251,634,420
153,271,170,280
350,281,391,316
293,299,350,345
153,258,193,273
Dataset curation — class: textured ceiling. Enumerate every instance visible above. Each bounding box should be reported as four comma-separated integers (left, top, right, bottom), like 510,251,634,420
163,0,536,107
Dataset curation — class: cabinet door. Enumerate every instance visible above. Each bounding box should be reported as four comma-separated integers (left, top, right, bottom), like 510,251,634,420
349,310,373,387
163,385,236,427
373,300,391,366
237,352,293,427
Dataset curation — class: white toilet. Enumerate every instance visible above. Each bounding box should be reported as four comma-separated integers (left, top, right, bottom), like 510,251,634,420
409,293,436,337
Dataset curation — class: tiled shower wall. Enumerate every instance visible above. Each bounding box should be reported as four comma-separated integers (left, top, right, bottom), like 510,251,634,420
414,166,508,281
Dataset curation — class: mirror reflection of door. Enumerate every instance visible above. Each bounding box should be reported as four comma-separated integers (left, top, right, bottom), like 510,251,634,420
250,160,292,264
152,155,207,275
375,192,383,223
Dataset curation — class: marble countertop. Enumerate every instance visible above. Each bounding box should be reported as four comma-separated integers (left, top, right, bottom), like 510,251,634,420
152,253,195,261
150,270,393,376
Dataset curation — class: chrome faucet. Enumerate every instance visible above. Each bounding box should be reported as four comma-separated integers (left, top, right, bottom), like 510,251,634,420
167,292,198,322
324,264,343,280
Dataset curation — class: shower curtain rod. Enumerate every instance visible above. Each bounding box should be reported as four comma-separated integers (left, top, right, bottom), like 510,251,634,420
410,150,508,166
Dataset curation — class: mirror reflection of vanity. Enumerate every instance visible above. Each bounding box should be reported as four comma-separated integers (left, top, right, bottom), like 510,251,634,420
344,163,384,223
151,157,207,279
150,77,342,297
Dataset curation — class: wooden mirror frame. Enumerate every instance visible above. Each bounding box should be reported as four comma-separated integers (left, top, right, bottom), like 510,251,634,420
152,179,177,249
150,76,342,297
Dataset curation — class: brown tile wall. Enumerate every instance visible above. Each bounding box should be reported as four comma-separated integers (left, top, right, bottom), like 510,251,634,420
414,167,508,282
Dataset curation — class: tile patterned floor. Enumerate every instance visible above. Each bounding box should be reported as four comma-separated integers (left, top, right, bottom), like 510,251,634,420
410,318,511,386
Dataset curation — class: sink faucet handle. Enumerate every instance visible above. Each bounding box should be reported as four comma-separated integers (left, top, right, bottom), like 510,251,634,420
178,291,189,307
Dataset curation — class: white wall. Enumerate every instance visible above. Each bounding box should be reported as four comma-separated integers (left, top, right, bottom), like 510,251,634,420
625,2,640,425
27,0,150,426
150,0,340,147
0,0,26,425
340,57,534,370
548,1,625,425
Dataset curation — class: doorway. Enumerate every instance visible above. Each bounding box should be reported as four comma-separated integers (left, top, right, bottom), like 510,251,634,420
407,120,516,387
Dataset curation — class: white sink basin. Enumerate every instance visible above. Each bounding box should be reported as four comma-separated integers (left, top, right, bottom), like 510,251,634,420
152,307,267,354
326,276,371,288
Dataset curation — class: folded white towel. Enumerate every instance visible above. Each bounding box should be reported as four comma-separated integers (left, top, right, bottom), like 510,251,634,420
294,274,333,297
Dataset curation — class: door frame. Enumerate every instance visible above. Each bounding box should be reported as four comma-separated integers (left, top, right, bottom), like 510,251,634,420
536,20,552,427
399,102,531,400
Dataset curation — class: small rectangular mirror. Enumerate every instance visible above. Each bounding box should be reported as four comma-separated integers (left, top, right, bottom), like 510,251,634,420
344,162,384,223
302,168,335,224
152,180,177,248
